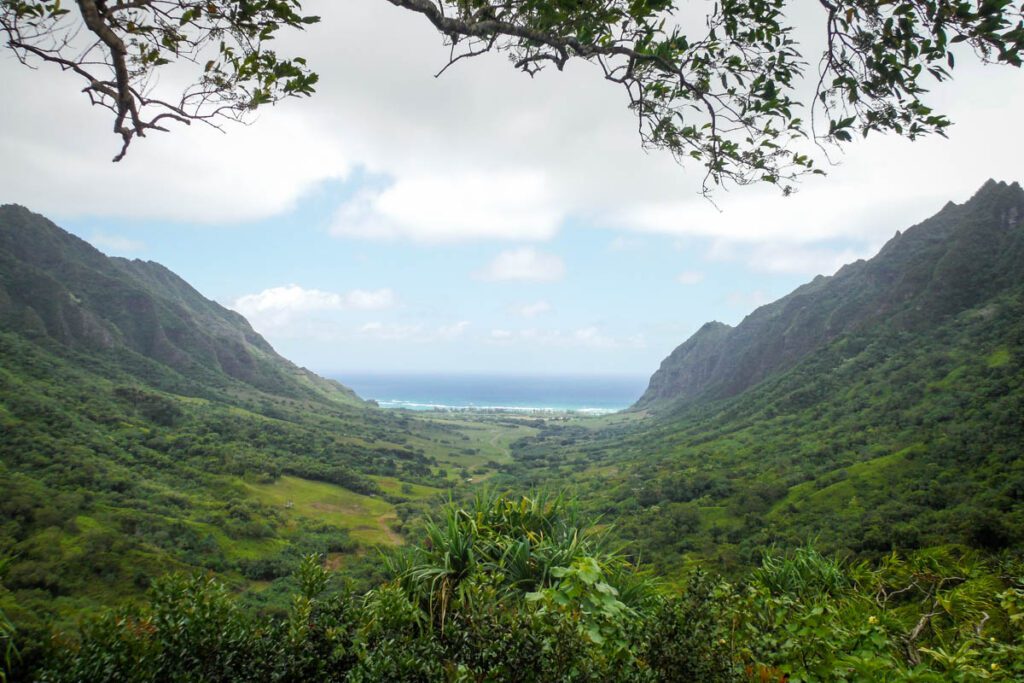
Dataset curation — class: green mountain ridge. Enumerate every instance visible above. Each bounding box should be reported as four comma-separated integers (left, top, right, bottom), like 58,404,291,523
635,178,1024,409
0,204,358,404
508,179,1024,571
0,206,521,637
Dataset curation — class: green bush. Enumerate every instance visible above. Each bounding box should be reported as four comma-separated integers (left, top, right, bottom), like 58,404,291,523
28,496,1024,682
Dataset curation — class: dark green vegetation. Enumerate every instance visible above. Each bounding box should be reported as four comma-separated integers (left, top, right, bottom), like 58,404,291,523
507,180,1024,576
3,179,1024,680
22,494,1024,682
0,205,534,643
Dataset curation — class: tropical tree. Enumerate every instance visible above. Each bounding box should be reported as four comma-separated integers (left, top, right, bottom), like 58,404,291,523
3,0,1022,189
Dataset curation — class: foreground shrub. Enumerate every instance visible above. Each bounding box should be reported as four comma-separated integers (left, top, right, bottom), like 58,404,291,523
28,496,1024,682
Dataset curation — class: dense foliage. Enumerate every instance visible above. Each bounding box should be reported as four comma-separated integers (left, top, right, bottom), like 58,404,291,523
0,320,460,630
0,206,477,638
504,284,1024,575
6,495,1023,682
503,183,1024,575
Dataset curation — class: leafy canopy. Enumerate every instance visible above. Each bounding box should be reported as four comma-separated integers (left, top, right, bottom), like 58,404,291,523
19,497,1024,682
3,0,1023,189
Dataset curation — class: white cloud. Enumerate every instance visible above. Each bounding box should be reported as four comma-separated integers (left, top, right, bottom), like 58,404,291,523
747,245,868,276
232,284,396,332
512,300,552,317
477,248,565,282
357,320,470,343
704,240,873,277
89,232,146,254
676,271,704,285
234,284,395,315
487,326,645,349
2,0,1022,251
331,171,560,242
0,62,350,222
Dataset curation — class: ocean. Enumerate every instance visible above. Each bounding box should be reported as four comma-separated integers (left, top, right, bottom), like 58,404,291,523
333,373,650,415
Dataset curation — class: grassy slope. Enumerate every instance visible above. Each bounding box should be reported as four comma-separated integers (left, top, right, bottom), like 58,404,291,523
243,476,400,546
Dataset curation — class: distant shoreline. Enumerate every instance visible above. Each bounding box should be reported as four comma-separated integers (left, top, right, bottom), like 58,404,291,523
370,399,623,416
333,372,647,417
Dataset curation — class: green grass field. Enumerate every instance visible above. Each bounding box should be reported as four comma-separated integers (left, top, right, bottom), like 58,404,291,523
370,476,443,500
242,476,402,546
402,414,542,481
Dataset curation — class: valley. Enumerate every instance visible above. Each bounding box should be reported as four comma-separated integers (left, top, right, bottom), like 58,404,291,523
2,181,1023,680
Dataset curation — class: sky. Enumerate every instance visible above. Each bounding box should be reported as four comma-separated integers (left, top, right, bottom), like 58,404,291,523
1,0,1023,376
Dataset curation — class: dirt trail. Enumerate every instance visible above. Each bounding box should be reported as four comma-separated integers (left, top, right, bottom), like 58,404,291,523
377,513,404,545
486,427,517,459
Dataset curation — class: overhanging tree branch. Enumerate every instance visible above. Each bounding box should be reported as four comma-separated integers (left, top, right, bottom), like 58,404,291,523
3,0,1022,189
2,0,320,161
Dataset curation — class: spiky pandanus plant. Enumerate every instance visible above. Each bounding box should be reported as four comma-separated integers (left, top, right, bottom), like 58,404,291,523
400,507,480,627
390,490,657,629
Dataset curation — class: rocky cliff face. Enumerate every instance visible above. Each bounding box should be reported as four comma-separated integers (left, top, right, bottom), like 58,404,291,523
0,204,359,403
635,321,733,406
635,179,1024,410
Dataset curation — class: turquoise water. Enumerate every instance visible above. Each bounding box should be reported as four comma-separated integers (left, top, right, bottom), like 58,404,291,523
333,373,650,414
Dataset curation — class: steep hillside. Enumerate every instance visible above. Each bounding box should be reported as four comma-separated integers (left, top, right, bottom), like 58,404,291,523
506,180,1024,573
635,179,1024,409
0,204,357,403
0,207,506,634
